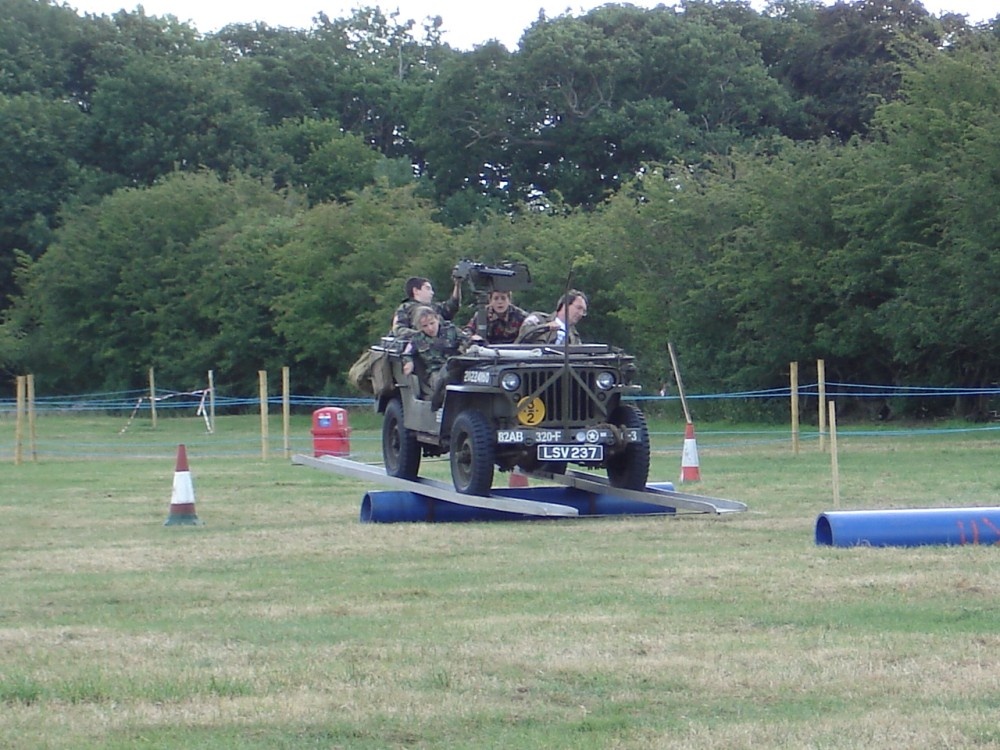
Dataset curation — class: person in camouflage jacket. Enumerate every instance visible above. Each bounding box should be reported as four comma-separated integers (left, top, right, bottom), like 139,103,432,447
391,276,461,335
464,290,528,344
402,306,478,407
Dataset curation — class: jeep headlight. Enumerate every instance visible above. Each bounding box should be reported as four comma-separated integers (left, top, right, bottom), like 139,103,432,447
596,371,616,390
500,372,521,392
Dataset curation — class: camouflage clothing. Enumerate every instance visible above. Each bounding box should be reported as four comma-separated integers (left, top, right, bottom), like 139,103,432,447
402,320,473,405
392,296,459,335
402,320,472,374
464,304,528,344
514,312,581,345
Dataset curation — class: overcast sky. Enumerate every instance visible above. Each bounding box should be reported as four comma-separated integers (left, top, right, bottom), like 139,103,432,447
69,0,996,49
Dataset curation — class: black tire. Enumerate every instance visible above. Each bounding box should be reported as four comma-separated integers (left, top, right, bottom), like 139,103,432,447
449,410,495,496
606,403,650,490
382,398,420,479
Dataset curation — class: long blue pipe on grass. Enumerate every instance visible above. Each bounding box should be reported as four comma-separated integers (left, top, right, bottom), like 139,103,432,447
360,483,677,523
815,507,1000,548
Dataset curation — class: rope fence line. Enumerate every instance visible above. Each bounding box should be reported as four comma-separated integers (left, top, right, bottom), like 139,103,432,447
8,383,997,412
3,390,370,412
4,362,1000,463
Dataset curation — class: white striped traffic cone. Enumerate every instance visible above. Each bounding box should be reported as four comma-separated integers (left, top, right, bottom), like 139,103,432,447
164,444,202,525
680,422,701,483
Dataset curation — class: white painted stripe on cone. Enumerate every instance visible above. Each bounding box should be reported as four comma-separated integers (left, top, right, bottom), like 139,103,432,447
171,470,195,506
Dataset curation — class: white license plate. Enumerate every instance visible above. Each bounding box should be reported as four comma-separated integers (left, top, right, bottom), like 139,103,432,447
537,444,604,461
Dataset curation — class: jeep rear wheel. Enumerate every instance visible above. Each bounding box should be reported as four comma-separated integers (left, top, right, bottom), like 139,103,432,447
382,398,421,479
606,404,650,490
450,410,495,496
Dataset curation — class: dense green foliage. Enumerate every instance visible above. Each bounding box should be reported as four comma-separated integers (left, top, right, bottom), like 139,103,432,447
1,0,999,413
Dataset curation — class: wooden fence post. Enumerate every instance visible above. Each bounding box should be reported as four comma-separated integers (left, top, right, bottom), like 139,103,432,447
259,370,269,461
27,373,37,462
208,369,216,433
148,367,157,429
817,359,827,453
829,400,840,508
790,361,799,455
282,366,291,459
15,375,26,465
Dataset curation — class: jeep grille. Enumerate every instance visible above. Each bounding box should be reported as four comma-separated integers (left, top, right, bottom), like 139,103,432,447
522,368,602,424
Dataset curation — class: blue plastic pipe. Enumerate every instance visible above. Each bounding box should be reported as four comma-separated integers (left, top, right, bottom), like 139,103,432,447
360,483,677,523
815,507,1000,548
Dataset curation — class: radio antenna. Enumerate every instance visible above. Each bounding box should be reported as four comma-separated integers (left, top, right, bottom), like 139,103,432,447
560,267,573,426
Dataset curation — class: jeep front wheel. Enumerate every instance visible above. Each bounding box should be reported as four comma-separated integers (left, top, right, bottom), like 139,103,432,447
606,404,650,490
450,410,495,496
382,398,421,479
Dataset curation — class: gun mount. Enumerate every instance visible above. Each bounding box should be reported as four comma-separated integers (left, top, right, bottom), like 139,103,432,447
452,260,532,340
452,259,531,294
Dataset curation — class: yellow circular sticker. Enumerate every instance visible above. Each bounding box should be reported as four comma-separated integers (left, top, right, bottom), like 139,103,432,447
516,397,546,426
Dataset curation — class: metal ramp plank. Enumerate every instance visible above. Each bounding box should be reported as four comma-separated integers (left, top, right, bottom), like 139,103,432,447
528,469,748,515
291,454,579,517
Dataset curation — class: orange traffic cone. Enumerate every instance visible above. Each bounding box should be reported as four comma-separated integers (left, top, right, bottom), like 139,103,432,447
165,444,202,525
508,468,530,488
680,422,701,482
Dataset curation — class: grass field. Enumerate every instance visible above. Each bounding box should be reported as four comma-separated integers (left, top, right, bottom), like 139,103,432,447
1,413,999,749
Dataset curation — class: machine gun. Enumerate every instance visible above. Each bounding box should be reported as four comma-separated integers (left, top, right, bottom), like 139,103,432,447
452,260,532,340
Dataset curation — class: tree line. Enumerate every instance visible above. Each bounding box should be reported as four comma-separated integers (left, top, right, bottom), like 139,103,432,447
1,0,998,418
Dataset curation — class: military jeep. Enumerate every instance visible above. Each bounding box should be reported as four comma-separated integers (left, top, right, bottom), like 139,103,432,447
372,261,650,496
